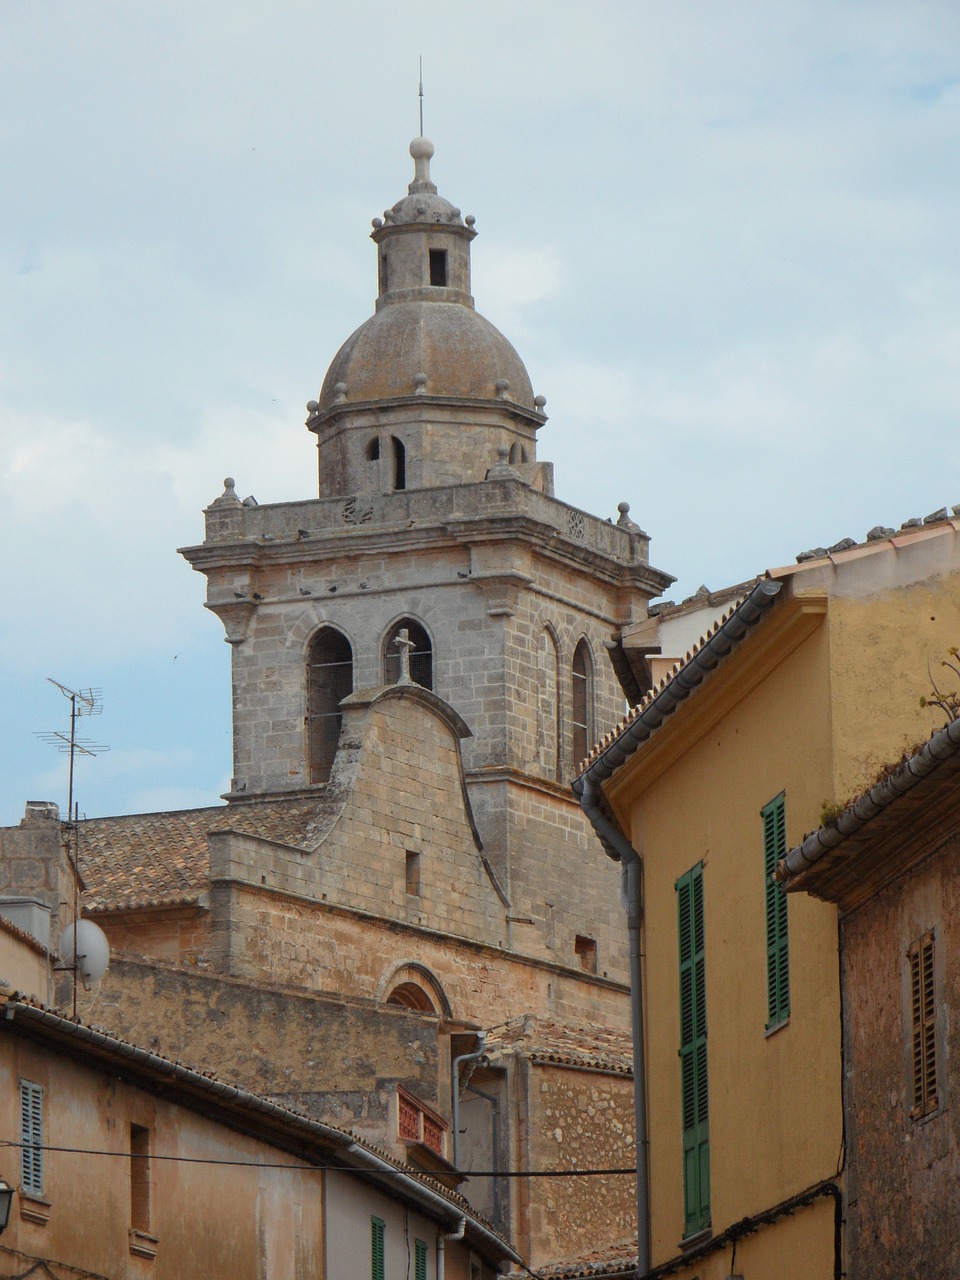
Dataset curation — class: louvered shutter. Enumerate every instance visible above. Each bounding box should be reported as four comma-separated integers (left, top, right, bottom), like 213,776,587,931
762,794,790,1028
20,1080,44,1197
909,934,937,1117
371,1217,385,1280
677,864,709,1236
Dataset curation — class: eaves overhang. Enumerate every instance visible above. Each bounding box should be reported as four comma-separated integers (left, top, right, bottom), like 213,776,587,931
777,714,960,905
575,578,784,796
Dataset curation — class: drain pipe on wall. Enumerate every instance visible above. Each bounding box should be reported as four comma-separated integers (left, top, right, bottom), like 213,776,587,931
436,1216,466,1280
452,1032,487,1169
577,775,650,1276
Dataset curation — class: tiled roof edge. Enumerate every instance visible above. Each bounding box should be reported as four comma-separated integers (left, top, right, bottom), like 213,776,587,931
0,996,518,1262
778,716,960,883
575,578,783,790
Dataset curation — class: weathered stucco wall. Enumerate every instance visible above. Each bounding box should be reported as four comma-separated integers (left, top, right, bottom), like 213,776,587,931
0,1025,325,1280
827,569,960,801
605,605,843,1267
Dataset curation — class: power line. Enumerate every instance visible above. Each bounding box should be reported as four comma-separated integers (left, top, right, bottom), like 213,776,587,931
0,1138,635,1178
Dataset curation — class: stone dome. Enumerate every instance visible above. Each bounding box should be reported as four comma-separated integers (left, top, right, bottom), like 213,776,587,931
318,300,536,410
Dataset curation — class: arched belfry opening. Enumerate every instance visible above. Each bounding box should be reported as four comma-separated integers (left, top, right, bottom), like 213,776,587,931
392,436,406,490
384,618,433,690
306,628,353,783
571,638,594,771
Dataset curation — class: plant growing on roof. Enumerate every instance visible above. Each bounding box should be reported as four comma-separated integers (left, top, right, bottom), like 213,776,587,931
920,646,960,724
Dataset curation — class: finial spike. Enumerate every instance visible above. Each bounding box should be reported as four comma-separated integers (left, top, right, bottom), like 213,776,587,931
418,57,424,137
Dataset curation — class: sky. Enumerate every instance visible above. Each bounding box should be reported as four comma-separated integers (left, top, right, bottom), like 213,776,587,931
2,1,959,823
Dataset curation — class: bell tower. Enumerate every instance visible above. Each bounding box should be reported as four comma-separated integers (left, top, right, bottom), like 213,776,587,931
181,137,674,981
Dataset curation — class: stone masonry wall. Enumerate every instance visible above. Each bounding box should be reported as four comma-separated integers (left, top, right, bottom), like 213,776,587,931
521,1061,637,1268
208,881,630,1033
79,955,443,1155
841,826,960,1280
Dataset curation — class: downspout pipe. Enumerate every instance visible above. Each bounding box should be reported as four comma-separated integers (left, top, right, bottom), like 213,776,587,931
452,1032,487,1168
578,775,650,1275
437,1216,466,1280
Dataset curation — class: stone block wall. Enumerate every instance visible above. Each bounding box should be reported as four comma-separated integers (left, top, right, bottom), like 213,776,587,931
205,879,629,1033
80,955,444,1155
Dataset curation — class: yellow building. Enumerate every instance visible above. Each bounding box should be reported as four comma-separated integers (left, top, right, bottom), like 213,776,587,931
575,513,960,1278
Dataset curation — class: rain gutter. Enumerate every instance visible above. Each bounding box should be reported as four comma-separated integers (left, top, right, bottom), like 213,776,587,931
778,714,960,882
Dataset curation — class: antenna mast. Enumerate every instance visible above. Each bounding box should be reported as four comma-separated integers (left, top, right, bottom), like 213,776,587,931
419,57,424,136
36,679,109,1016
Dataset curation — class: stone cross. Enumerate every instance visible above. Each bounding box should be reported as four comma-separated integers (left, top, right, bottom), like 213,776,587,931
393,628,415,684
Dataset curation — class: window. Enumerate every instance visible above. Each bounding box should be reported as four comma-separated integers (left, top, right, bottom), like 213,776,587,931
130,1124,151,1232
384,618,433,690
909,932,937,1118
762,793,790,1029
429,249,447,287
415,1239,428,1280
379,251,388,295
572,640,593,768
538,628,560,779
20,1080,44,1198
306,628,353,783
366,437,380,461
575,934,598,974
677,863,709,1237
371,1217,385,1280
392,436,406,490
406,850,421,897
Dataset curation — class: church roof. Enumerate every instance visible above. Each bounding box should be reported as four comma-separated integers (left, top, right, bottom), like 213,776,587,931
319,299,536,411
79,799,324,912
315,136,539,418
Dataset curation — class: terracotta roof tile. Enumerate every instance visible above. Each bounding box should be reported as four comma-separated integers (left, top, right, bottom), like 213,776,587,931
488,1016,633,1075
534,1239,638,1279
80,798,327,912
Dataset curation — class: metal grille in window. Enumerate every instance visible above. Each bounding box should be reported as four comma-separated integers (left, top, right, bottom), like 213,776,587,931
572,640,592,768
307,630,353,784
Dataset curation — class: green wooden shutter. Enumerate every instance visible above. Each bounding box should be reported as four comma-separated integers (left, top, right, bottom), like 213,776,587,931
762,794,790,1028
677,863,709,1237
415,1238,428,1280
371,1217,385,1280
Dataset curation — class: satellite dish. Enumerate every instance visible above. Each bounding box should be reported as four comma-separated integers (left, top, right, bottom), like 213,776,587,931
59,919,110,988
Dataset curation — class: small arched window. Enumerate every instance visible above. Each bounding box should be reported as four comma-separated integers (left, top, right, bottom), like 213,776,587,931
572,639,593,769
384,618,433,691
366,437,380,461
392,436,406,490
509,442,527,464
306,628,353,783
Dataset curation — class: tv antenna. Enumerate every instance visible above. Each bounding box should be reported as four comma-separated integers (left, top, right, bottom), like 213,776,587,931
36,679,109,821
36,679,111,1016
